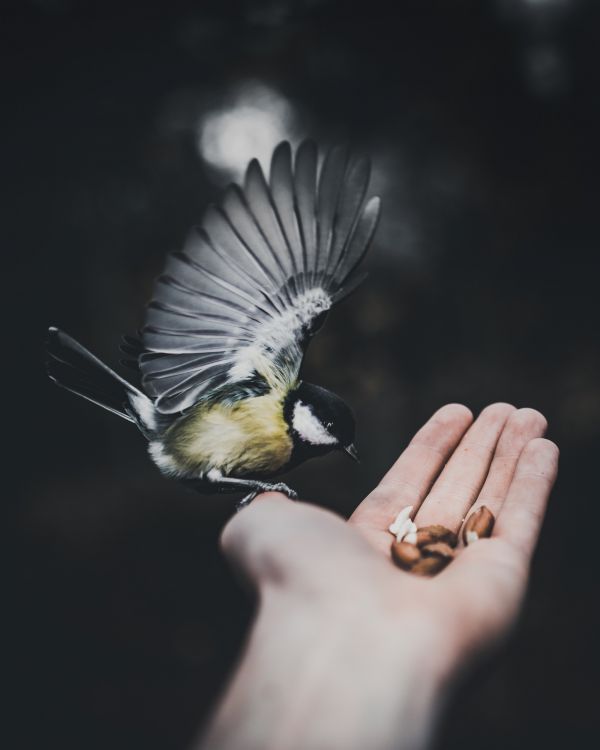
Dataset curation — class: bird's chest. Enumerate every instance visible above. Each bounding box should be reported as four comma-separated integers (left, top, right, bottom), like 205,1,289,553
165,393,293,476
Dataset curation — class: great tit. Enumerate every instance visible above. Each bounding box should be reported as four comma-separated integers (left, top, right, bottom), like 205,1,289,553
46,140,381,508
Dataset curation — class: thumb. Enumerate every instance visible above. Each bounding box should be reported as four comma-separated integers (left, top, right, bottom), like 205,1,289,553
220,492,296,586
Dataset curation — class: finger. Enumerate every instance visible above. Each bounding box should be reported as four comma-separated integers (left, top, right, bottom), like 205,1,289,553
463,408,547,528
220,492,295,580
221,492,355,587
414,403,515,532
493,437,559,560
349,403,473,545
438,438,559,644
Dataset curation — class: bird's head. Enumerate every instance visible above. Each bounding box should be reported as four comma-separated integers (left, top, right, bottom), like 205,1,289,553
284,382,358,461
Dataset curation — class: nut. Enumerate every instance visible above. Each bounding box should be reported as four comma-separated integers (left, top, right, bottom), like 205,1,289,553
391,540,422,570
389,506,417,542
415,525,458,549
403,531,418,545
410,542,454,575
462,505,495,545
388,506,413,536
421,542,455,560
410,555,449,576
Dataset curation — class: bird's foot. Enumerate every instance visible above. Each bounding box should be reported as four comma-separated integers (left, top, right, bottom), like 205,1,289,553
236,491,258,512
235,482,298,512
264,482,298,499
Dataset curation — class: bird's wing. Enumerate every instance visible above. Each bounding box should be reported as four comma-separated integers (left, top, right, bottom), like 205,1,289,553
140,140,381,414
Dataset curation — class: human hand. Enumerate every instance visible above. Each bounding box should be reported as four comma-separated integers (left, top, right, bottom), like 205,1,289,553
202,404,558,750
348,402,558,652
225,403,557,658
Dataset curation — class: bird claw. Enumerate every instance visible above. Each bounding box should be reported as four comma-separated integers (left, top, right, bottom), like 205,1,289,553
235,491,258,512
235,483,298,511
269,483,298,499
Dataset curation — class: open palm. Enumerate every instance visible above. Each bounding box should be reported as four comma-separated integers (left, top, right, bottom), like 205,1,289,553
222,403,558,671
206,404,558,750
349,403,558,649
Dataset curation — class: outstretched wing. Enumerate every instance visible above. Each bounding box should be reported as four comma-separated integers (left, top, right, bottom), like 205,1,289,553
140,140,381,414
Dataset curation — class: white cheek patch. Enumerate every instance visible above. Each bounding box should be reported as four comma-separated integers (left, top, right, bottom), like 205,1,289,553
292,401,337,446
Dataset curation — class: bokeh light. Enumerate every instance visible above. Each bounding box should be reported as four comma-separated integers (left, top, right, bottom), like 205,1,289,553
197,82,296,179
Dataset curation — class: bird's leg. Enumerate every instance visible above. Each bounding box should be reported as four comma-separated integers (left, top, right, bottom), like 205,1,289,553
203,470,298,511
236,491,258,512
221,478,299,512
231,482,298,512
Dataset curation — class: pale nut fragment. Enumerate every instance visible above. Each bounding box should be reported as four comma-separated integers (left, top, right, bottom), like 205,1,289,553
391,540,422,570
415,525,458,549
403,531,418,545
399,520,417,542
462,505,495,545
389,506,413,536
388,507,417,542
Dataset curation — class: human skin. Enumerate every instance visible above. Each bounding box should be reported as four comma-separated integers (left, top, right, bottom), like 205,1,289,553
198,403,559,750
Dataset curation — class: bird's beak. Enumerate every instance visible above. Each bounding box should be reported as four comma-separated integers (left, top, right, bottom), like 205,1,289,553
343,443,360,463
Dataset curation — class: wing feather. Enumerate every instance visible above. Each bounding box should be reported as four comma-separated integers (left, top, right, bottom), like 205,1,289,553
201,206,280,300
316,145,349,278
221,185,289,300
140,140,381,413
293,140,318,283
152,278,266,326
269,142,303,280
331,195,381,288
245,159,293,276
326,154,370,278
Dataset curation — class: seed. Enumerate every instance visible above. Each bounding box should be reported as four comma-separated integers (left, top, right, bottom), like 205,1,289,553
462,506,495,545
415,525,458,548
388,506,413,536
391,540,422,570
410,555,449,576
421,542,455,560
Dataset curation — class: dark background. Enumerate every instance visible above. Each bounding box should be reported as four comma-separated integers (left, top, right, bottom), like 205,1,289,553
5,0,600,747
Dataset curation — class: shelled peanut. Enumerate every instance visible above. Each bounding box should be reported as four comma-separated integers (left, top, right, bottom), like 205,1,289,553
389,506,495,576
462,506,495,545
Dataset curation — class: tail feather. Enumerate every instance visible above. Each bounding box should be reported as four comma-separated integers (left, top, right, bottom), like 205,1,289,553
45,327,155,429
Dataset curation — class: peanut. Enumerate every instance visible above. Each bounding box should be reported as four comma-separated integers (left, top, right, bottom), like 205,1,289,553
415,525,458,549
391,540,422,570
462,506,495,545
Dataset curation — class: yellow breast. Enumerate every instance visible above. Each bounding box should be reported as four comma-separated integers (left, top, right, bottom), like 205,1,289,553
164,391,293,476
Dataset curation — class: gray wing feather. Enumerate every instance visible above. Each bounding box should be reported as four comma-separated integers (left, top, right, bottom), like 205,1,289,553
293,140,318,284
141,140,380,414
326,155,370,278
149,277,260,322
201,206,281,305
269,142,303,281
316,145,349,277
221,185,288,299
331,195,381,288
245,160,293,277
181,226,267,302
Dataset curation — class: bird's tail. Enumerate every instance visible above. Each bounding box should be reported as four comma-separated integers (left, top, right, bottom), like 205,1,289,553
45,327,158,434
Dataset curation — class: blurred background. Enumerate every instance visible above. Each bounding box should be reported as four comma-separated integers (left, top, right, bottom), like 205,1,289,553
5,0,600,747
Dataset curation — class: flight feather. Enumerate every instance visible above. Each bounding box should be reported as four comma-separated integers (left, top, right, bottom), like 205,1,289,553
140,140,381,414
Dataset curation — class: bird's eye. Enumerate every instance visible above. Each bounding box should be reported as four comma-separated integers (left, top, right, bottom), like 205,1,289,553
326,421,333,429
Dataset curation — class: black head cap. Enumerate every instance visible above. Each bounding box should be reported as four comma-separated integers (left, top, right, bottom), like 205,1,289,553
284,382,356,457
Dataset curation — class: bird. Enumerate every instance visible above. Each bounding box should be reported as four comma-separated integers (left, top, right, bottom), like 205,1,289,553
46,140,381,509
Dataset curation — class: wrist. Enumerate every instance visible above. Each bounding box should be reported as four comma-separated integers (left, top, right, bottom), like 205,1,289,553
262,571,462,689
202,583,452,750
263,584,450,750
